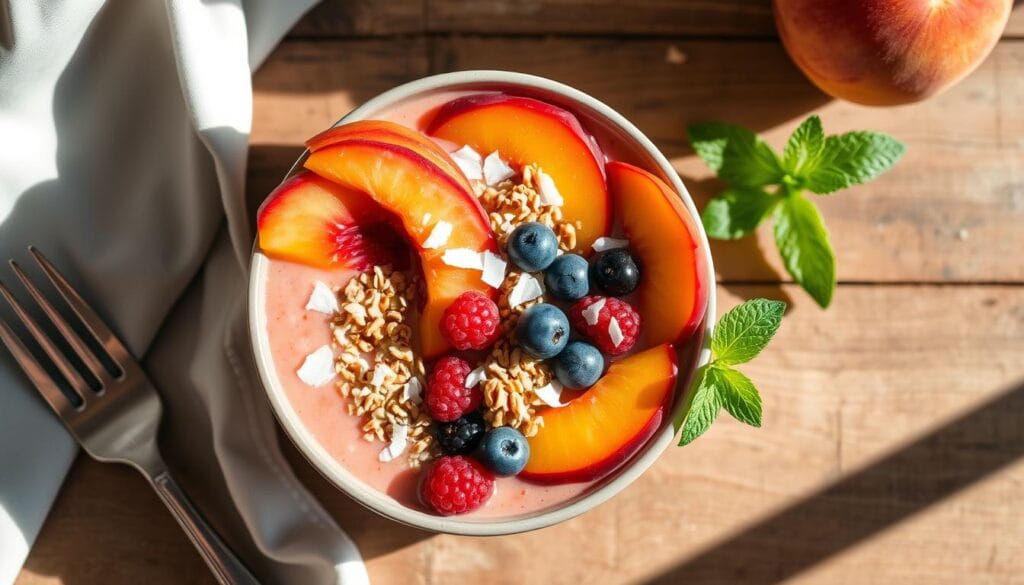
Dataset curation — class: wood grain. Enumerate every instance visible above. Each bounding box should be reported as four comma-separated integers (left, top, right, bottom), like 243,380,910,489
249,37,1024,283
17,6,1024,585
16,285,1024,584
289,0,425,37
289,1,1024,38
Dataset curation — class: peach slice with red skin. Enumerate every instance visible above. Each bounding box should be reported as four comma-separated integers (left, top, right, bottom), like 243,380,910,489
520,344,678,484
257,171,408,271
304,139,497,358
608,161,708,345
426,94,611,251
306,120,474,194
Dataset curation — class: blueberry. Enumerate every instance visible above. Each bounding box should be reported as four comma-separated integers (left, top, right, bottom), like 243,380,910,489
479,426,530,476
544,254,589,301
435,411,487,455
515,303,570,359
554,341,604,389
590,248,640,296
507,222,559,272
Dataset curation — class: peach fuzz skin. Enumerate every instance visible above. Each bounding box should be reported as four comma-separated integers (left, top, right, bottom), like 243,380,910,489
773,0,1011,105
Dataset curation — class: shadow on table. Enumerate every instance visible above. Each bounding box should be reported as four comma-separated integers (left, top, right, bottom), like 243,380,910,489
643,378,1024,584
681,174,793,306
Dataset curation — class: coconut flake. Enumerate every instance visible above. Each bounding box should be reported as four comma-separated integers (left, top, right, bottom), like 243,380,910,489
355,356,371,373
535,380,568,408
592,237,630,252
305,281,339,314
508,273,544,307
608,317,625,348
344,302,367,321
402,377,423,404
378,423,409,463
536,170,564,206
296,345,336,387
422,220,453,249
582,298,606,326
465,366,487,388
450,145,483,181
422,212,432,225
481,250,507,288
483,151,515,186
441,248,484,270
371,363,394,387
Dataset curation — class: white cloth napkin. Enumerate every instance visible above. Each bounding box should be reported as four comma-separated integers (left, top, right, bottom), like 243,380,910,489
0,1,368,583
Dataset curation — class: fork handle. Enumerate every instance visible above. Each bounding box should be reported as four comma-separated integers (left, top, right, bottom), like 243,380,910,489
152,471,262,585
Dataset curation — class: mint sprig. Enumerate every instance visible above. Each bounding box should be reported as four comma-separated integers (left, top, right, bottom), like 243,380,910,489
689,116,905,308
677,299,784,446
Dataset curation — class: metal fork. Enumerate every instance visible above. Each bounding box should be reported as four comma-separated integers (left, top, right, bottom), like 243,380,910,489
0,247,259,585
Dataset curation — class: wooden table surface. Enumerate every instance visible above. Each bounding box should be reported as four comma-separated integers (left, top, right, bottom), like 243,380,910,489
17,1,1024,584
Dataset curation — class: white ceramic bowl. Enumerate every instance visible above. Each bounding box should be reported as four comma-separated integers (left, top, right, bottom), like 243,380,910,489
248,71,716,536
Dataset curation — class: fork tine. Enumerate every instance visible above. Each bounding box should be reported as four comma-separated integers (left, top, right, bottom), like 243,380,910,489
9,260,108,385
28,246,131,370
0,316,82,416
0,279,92,397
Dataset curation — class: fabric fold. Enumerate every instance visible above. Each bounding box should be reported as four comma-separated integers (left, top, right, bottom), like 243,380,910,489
0,0,368,583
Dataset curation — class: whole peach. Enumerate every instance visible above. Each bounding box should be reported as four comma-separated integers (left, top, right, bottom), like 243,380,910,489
773,0,1012,105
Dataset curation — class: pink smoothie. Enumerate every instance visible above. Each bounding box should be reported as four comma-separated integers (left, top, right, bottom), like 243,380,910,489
259,90,701,519
263,260,588,517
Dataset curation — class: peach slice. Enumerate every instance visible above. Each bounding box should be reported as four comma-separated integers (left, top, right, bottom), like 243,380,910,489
608,162,708,345
426,94,611,251
304,139,497,357
257,171,407,271
306,120,474,194
521,344,678,484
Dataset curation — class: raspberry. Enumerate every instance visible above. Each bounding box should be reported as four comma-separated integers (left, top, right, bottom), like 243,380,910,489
440,291,501,350
420,455,494,515
425,356,480,422
568,296,641,356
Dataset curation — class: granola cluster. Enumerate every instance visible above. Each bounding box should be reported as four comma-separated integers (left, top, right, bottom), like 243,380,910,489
330,266,437,467
328,162,573,464
470,164,580,438
477,163,579,252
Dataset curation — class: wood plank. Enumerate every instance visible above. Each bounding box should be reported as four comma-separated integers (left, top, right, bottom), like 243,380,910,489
250,38,430,145
289,0,1024,38
247,38,1024,283
247,38,430,211
14,460,215,585
426,0,775,37
429,37,1024,283
289,0,424,37
18,285,1024,584
1010,3,1024,36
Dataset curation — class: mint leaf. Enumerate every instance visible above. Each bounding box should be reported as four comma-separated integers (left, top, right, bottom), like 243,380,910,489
774,194,836,308
802,131,905,194
782,115,825,176
711,298,785,365
714,367,762,427
677,367,722,446
689,122,785,188
688,116,904,309
678,299,782,446
701,188,778,240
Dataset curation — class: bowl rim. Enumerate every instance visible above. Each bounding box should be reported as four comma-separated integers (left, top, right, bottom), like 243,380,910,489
247,70,717,536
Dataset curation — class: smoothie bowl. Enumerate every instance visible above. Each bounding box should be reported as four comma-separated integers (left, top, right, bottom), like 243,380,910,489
248,71,715,535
